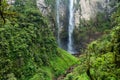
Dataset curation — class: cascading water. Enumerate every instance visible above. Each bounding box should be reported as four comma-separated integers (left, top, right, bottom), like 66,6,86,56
67,0,74,53
56,0,61,47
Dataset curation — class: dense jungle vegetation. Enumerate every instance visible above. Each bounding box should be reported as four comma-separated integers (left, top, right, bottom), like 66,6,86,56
0,0,120,80
0,0,77,80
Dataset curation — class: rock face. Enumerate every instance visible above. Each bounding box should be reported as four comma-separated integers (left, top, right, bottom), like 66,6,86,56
36,0,51,15
56,0,69,50
36,0,115,27
36,0,69,50
74,0,112,27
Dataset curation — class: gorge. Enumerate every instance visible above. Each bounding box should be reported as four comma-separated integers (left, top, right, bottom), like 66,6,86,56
7,0,117,54
1,0,120,80
54,0,114,54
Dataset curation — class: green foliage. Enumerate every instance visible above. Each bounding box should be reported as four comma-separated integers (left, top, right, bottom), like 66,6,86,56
0,11,56,79
30,48,77,80
50,48,77,77
111,26,120,65
0,0,16,24
111,4,120,65
73,12,112,52
65,52,119,80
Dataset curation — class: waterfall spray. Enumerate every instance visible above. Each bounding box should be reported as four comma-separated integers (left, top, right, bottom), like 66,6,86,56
68,0,74,53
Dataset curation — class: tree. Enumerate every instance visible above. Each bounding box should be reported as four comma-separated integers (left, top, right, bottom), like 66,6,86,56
111,3,120,66
0,0,16,24
0,0,6,23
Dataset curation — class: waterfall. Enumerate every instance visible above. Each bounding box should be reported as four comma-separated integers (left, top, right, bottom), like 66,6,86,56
56,0,61,47
67,0,74,53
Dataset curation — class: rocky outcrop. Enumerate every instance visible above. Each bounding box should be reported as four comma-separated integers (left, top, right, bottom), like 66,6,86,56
74,0,112,27
36,0,51,15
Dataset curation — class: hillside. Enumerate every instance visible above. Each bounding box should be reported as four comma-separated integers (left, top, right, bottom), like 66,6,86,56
0,0,77,80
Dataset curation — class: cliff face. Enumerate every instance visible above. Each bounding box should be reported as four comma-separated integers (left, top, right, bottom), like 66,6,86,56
7,0,115,28
36,0,115,27
56,0,69,50
36,0,115,48
74,0,113,27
